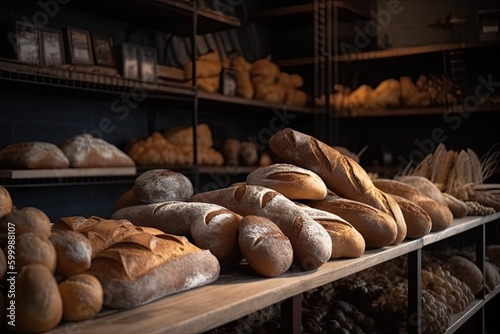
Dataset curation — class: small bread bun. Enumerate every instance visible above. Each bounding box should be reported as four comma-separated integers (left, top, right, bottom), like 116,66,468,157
11,264,63,333
0,207,52,247
50,230,92,277
134,169,194,203
0,185,13,218
238,215,293,277
14,232,57,272
246,163,328,200
58,273,103,321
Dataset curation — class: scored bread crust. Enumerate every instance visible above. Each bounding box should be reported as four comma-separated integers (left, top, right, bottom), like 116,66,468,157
269,128,406,244
246,163,328,200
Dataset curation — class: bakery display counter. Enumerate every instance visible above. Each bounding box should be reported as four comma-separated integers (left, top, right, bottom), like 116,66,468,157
47,213,500,334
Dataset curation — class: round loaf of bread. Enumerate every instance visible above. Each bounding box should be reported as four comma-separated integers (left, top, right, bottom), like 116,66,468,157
246,163,328,200
58,273,103,321
10,264,63,333
50,230,93,277
444,256,483,295
0,207,52,243
14,232,57,272
134,169,194,203
0,141,70,169
0,185,13,218
238,215,293,277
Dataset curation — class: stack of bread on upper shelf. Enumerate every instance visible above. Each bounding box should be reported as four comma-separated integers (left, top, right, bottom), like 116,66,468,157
0,184,220,333
183,50,308,107
0,134,135,170
315,74,461,116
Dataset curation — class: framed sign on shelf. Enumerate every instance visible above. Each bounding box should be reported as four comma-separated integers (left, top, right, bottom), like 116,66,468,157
39,27,65,66
14,21,40,64
139,47,157,82
92,33,115,67
121,42,139,80
66,27,93,65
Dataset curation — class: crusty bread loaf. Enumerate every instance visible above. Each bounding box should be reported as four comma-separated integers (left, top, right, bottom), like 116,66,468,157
394,175,447,205
373,178,453,232
14,232,57,272
269,128,406,244
0,207,52,247
133,169,194,203
191,185,332,270
304,194,398,249
300,205,365,258
390,194,432,238
0,141,70,169
246,163,328,200
111,201,241,239
163,123,214,148
0,185,13,218
58,273,103,321
442,192,468,218
115,187,143,210
238,215,293,277
50,230,93,277
11,264,63,333
59,134,135,168
88,232,220,309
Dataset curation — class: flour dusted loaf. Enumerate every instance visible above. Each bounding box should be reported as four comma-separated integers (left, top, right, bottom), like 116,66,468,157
0,141,70,169
269,128,407,244
50,230,93,277
58,273,103,321
246,163,328,200
59,134,135,168
191,184,332,270
238,215,293,277
133,168,194,203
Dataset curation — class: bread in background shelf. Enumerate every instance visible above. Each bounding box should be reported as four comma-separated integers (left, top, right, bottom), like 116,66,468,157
0,141,70,169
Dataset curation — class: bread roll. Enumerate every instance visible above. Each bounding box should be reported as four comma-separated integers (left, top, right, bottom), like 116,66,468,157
88,233,220,309
390,195,432,238
133,169,194,203
268,128,407,244
191,184,332,270
112,201,240,239
115,187,143,210
59,134,135,167
238,215,293,277
0,185,13,218
0,141,70,169
50,230,93,277
10,264,63,333
58,273,103,321
305,194,398,249
246,163,328,200
14,232,57,272
300,206,365,258
190,206,243,267
373,178,453,232
222,138,241,164
0,207,52,247
239,141,258,166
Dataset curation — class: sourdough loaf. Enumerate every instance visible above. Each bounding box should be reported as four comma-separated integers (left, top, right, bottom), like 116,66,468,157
0,141,70,169
305,194,398,249
59,134,135,168
268,128,406,244
238,215,293,277
191,184,332,270
50,230,93,277
133,169,194,203
88,232,220,309
246,163,328,200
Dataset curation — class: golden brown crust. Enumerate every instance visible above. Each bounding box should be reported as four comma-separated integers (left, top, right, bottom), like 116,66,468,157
0,207,52,247
14,232,57,272
58,273,103,321
390,195,432,238
442,192,468,218
0,185,13,218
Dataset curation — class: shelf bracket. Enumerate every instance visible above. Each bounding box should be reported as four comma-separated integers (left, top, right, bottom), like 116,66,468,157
281,293,302,334
408,248,422,334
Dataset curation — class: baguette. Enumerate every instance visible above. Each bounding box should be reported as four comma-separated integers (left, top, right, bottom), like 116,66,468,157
442,192,468,218
246,163,328,200
373,178,453,231
190,184,332,270
269,128,406,244
238,215,293,277
390,194,432,238
304,194,398,249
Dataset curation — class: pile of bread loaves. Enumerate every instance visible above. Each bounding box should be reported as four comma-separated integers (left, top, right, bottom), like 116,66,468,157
184,50,308,107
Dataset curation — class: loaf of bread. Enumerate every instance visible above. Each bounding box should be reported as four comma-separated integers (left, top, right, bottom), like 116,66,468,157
442,192,468,218
126,132,191,166
0,185,13,218
183,50,222,80
0,141,70,169
11,264,63,333
304,194,398,249
60,134,135,168
191,184,332,270
390,194,432,238
269,128,407,244
58,273,103,321
373,178,453,232
50,230,93,277
163,123,214,148
238,215,293,277
133,169,194,203
88,232,220,309
115,187,143,210
229,55,254,99
394,175,447,205
15,232,57,272
246,163,328,200
0,207,52,247
299,205,365,258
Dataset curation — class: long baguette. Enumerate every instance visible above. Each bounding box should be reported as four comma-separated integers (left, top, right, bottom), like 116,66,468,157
190,184,332,270
269,128,406,244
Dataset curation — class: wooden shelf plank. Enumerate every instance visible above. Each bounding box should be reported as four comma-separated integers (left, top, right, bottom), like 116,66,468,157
0,167,137,179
